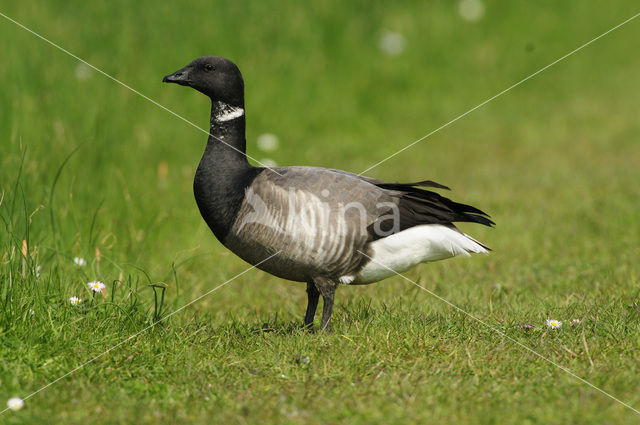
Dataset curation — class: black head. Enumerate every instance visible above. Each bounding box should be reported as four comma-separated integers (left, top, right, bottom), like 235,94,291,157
163,56,244,106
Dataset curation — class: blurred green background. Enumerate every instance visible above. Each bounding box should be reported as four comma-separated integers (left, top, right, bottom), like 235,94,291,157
1,1,639,424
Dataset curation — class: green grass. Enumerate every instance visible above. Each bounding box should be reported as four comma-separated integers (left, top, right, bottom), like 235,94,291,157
1,0,640,423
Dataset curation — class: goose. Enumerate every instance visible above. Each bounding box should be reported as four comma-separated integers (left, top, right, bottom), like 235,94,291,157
163,56,494,331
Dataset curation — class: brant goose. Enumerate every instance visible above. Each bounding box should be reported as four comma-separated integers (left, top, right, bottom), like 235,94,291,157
163,56,493,330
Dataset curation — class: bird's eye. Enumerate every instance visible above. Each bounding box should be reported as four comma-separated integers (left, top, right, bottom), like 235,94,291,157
205,64,215,71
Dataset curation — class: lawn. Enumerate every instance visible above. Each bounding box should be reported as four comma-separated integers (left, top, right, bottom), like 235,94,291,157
1,0,639,423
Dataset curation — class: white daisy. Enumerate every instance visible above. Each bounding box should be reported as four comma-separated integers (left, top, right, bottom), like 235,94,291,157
259,158,278,168
458,0,485,22
546,319,562,329
379,31,406,56
570,318,582,326
87,281,105,292
74,63,91,81
69,297,82,305
7,397,24,411
74,257,87,267
256,133,279,152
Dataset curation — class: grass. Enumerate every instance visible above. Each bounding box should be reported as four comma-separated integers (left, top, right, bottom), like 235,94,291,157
1,0,640,423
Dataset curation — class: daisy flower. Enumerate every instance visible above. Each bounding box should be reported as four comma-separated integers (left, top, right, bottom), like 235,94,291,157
87,281,105,292
458,0,485,23
546,319,562,329
256,133,279,152
69,296,82,305
570,318,581,326
259,158,278,168
75,63,92,81
520,323,534,332
74,257,87,267
379,31,406,56
7,397,24,411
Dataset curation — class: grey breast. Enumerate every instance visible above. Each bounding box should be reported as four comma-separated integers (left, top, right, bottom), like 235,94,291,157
223,166,394,282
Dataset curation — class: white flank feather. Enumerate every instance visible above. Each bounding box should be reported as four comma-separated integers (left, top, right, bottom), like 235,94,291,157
343,224,488,284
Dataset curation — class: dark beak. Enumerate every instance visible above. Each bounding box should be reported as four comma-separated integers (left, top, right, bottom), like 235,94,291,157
162,66,191,86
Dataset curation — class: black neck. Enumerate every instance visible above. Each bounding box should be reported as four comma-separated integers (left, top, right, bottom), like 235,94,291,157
193,99,261,242
206,100,248,164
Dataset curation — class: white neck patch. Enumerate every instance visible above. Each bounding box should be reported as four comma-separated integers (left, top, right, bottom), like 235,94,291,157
213,102,244,123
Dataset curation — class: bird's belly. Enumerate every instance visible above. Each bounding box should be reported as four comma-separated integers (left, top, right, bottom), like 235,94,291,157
221,183,370,282
223,233,318,282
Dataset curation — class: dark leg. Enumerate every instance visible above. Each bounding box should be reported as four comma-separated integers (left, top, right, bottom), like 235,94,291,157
312,277,338,332
320,291,335,331
304,282,320,329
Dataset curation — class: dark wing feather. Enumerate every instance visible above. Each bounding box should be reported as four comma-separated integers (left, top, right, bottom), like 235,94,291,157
327,169,450,191
367,180,494,240
264,166,493,242
378,180,452,191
